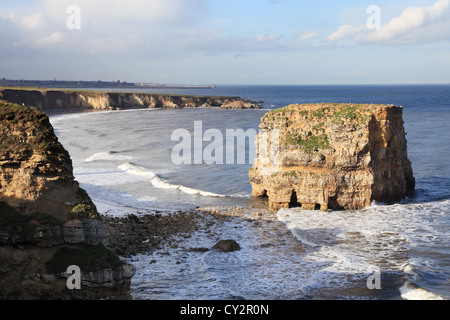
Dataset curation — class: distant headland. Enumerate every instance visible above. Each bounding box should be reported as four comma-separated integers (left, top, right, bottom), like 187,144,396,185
0,86,260,114
0,78,217,90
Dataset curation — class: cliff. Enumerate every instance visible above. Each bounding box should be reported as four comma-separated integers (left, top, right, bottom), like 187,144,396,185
0,101,134,299
0,87,261,113
249,103,415,211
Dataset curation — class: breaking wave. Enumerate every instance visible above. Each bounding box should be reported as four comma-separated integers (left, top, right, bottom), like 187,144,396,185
277,198,450,300
400,281,444,300
118,162,226,198
85,151,134,162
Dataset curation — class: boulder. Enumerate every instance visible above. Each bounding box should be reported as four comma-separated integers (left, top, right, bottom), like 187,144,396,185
212,240,241,253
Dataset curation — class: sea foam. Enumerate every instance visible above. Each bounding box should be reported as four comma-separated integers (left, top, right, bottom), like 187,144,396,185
85,151,134,162
118,162,226,198
400,282,444,300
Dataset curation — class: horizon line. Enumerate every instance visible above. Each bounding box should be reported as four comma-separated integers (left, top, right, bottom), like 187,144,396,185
1,78,449,87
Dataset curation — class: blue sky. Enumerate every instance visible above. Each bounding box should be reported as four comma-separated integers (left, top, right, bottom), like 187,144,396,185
0,0,449,84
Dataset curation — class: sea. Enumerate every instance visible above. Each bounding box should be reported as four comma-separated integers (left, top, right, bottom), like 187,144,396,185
49,84,450,300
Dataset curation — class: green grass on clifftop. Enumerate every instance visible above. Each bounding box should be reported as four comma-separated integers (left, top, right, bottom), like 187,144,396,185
0,100,69,158
0,86,240,100
0,100,43,118
264,103,379,126
284,132,331,151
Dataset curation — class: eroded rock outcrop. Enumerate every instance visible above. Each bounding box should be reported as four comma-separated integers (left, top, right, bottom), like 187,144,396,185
0,102,85,220
249,103,415,211
0,101,134,299
0,88,261,113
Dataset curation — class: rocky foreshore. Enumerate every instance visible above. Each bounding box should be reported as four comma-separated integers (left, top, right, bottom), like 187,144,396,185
0,90,263,300
102,211,203,258
101,206,274,258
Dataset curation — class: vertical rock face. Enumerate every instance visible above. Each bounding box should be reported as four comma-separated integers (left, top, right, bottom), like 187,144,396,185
0,88,261,113
0,101,81,220
249,103,415,211
0,101,134,299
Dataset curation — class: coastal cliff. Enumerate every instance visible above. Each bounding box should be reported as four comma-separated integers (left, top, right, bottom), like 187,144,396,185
0,101,134,299
249,103,415,211
0,88,260,113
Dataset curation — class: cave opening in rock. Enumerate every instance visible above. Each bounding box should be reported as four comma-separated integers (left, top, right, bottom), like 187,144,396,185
328,196,343,211
289,191,301,208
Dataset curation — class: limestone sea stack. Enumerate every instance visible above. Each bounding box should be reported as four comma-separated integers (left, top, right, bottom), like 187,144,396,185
249,103,415,211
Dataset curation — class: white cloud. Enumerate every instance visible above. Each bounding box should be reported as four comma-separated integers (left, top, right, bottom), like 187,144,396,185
256,34,281,42
326,0,450,45
1,0,449,84
0,0,210,56
298,31,320,41
42,0,208,28
1,12,54,49
325,24,367,42
366,0,450,43
8,12,47,29
34,32,64,46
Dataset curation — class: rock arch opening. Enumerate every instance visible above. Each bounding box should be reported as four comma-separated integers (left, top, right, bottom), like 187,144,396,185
289,191,301,208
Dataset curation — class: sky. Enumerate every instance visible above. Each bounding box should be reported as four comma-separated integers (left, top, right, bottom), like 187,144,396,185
0,0,450,85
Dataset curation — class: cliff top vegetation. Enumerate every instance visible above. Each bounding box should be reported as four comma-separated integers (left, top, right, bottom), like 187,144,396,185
0,86,241,100
0,100,68,158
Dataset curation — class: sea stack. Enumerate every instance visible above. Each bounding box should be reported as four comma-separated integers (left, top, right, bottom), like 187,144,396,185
249,103,415,211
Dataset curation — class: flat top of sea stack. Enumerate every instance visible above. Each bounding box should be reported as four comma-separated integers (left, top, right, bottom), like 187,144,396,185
271,103,399,111
264,103,401,122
